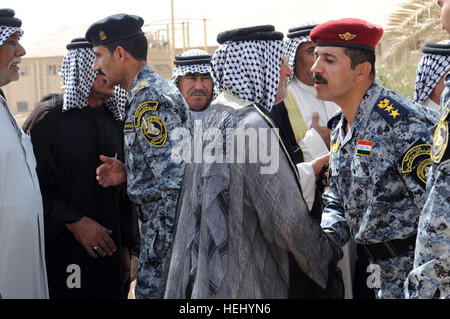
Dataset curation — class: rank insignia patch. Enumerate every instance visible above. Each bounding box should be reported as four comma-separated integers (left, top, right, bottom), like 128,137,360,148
356,140,373,156
374,97,409,126
400,140,432,187
431,108,449,164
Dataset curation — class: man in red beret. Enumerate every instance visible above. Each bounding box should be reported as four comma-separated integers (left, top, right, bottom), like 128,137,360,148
310,18,438,299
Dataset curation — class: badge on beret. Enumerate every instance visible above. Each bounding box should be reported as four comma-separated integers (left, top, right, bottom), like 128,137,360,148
400,140,432,187
431,108,449,164
339,32,356,41
99,31,107,41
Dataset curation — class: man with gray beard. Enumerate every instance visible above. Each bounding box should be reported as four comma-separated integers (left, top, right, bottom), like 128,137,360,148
164,25,342,298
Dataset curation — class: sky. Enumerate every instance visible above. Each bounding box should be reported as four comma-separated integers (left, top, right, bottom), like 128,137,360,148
3,0,409,53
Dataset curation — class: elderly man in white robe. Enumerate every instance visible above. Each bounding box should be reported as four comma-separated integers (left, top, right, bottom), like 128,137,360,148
0,8,48,299
164,25,343,299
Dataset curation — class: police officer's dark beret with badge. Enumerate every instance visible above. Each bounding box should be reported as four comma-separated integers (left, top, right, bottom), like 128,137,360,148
85,13,144,47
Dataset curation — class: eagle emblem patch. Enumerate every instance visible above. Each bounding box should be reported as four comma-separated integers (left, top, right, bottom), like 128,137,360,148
339,32,356,41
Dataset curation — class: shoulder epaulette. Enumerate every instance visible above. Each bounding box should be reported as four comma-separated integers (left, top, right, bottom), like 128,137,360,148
131,80,151,93
373,96,409,126
327,110,342,129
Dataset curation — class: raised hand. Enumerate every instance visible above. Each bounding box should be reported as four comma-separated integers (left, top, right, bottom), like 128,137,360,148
96,155,127,187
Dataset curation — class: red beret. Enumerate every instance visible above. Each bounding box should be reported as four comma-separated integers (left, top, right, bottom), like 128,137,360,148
310,18,383,52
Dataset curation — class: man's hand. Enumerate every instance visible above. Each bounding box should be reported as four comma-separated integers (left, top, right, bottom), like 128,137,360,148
66,217,117,258
311,152,330,181
122,247,131,284
96,155,127,187
311,112,331,149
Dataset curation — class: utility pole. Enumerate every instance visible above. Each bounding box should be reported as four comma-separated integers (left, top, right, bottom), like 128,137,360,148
171,0,176,61
182,22,186,51
203,18,207,52
187,21,190,49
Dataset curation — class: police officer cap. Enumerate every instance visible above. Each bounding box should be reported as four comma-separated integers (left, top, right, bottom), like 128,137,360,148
174,52,212,66
66,37,92,50
421,40,450,55
287,23,319,39
0,8,22,27
310,18,383,52
217,25,283,44
85,13,144,47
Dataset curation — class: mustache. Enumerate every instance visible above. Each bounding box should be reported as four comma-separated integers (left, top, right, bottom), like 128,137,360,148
189,89,208,96
9,57,22,66
313,73,328,84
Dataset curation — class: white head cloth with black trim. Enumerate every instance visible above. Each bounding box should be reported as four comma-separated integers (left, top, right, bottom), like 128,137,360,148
285,23,319,72
171,49,212,83
211,25,285,112
414,40,450,104
0,8,23,47
61,38,127,120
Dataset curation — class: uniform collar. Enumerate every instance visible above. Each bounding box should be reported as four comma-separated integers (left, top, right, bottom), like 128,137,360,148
335,81,381,146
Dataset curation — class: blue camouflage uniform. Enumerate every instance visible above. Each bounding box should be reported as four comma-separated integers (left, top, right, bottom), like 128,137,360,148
123,65,192,298
321,82,438,299
405,74,450,299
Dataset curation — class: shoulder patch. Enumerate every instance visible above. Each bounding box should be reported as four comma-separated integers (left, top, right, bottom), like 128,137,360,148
400,139,432,188
431,107,449,164
327,110,343,129
373,96,409,126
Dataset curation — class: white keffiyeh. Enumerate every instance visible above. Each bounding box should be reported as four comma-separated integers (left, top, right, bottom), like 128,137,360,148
414,41,450,104
0,25,23,47
172,49,212,82
61,47,127,120
211,40,285,112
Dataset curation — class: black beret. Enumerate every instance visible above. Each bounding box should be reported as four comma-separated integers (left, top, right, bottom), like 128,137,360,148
66,37,92,50
0,8,22,27
217,25,283,44
287,23,319,39
85,13,144,47
422,41,450,55
174,53,212,66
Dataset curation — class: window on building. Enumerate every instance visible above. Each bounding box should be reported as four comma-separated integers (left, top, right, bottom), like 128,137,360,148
17,101,28,112
19,67,30,77
155,64,171,72
47,65,60,75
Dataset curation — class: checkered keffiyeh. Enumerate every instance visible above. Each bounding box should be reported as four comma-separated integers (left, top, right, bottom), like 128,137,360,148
0,26,23,47
61,47,127,120
211,40,286,112
285,35,310,72
414,42,450,104
172,49,212,82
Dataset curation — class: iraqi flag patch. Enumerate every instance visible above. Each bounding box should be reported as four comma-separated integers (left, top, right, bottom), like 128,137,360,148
356,140,373,156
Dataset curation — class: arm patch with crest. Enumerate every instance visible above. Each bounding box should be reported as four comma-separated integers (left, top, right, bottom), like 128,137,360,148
400,139,432,188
